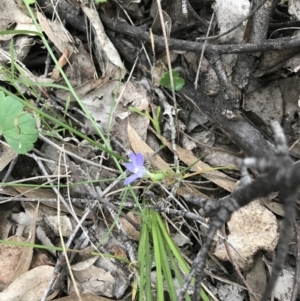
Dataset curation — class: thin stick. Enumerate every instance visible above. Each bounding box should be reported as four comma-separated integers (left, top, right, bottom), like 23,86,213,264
194,11,215,89
221,226,258,301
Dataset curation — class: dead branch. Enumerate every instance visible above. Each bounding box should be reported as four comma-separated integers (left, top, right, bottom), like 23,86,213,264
179,122,298,301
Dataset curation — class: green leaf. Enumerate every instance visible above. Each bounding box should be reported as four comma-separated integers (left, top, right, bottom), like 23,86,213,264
0,92,38,154
160,70,185,91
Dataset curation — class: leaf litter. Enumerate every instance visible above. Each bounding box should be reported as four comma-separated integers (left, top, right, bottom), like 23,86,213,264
0,0,300,300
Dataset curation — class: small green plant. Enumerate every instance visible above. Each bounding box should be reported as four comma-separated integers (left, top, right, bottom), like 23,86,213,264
130,106,162,135
160,70,185,91
0,92,38,154
137,207,210,301
129,106,166,148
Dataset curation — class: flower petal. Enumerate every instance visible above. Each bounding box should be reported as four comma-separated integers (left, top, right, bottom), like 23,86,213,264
136,166,148,178
128,151,138,167
124,162,136,173
124,173,139,185
135,153,145,167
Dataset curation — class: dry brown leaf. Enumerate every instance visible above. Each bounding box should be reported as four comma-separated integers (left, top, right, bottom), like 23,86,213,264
113,113,150,150
0,236,26,290
51,48,69,80
263,199,285,217
111,81,150,149
15,186,57,199
119,211,141,241
0,186,19,197
81,6,124,80
214,0,250,43
45,215,73,237
273,266,295,301
58,48,69,68
246,252,267,301
0,0,33,41
30,250,55,269
288,0,300,20
70,256,129,298
213,200,279,270
128,123,175,178
80,80,120,133
0,265,56,301
64,44,97,86
15,186,87,217
243,85,283,126
70,259,116,297
151,60,167,87
109,245,127,259
0,144,17,172
127,123,209,198
20,22,93,89
159,135,236,192
9,202,39,284
37,12,75,56
55,76,109,102
0,206,13,239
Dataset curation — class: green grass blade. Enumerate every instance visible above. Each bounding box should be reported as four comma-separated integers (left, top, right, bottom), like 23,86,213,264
145,239,153,301
156,215,189,273
156,215,210,301
165,239,192,301
152,214,164,301
154,213,177,301
137,211,153,301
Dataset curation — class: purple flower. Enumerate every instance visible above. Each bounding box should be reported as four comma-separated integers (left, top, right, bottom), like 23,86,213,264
124,151,149,185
